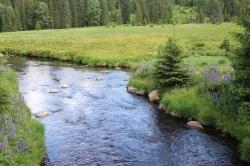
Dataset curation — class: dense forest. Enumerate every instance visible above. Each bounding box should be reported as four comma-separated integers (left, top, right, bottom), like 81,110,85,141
0,0,239,32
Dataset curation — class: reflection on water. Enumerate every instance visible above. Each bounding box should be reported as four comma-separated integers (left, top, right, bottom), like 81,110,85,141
10,58,243,166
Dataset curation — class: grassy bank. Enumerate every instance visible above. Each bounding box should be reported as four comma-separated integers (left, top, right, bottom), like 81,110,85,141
0,23,240,68
128,60,250,162
0,58,45,165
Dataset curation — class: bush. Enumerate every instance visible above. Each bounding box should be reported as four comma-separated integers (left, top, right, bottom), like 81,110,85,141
219,39,230,56
128,63,157,93
240,138,250,162
198,109,217,127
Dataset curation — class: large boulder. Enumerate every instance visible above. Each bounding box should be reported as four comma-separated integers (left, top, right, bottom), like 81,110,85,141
35,112,49,118
187,121,204,129
127,86,146,96
148,90,160,103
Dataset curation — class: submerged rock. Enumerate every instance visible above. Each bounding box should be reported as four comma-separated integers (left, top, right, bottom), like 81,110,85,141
127,86,146,96
159,103,165,110
35,112,49,118
49,89,61,93
96,78,103,81
123,78,129,81
170,111,179,117
149,90,160,103
61,84,70,89
0,53,3,57
187,121,204,129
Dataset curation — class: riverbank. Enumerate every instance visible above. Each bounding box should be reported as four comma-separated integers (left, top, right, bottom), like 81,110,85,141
0,57,45,165
127,63,250,163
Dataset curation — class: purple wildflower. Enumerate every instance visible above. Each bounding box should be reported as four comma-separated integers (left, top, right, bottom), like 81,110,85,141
7,126,16,139
0,137,8,151
17,139,29,153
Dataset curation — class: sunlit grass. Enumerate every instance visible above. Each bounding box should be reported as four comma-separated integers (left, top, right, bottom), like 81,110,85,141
0,23,241,68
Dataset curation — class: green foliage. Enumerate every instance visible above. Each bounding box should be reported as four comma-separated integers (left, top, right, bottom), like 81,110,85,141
233,0,250,126
128,63,157,93
240,138,250,162
0,0,240,32
161,88,214,119
155,39,189,89
219,39,230,55
211,0,224,24
84,0,101,26
0,4,19,32
34,2,53,29
0,66,45,165
0,67,18,113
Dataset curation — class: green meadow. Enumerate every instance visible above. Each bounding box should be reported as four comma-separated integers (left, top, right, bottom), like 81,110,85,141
0,23,240,68
2,23,249,163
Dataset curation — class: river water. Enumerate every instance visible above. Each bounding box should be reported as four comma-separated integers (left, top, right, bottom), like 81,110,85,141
10,58,243,166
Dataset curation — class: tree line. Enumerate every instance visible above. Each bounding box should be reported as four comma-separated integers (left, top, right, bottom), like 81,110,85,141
0,0,239,32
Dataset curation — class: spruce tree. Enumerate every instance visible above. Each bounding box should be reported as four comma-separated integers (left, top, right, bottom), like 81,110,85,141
84,0,101,26
100,0,109,25
120,0,130,24
211,0,224,24
155,39,189,89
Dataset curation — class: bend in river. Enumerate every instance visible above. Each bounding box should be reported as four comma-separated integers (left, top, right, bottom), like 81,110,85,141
10,58,244,166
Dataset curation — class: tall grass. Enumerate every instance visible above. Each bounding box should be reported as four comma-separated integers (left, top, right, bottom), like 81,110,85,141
0,23,241,68
0,63,45,165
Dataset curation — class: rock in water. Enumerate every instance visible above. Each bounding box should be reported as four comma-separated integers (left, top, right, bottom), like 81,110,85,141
127,86,137,94
187,121,204,129
35,112,49,118
127,86,145,96
96,78,103,81
0,53,3,57
149,90,160,103
49,89,60,93
159,103,165,110
61,84,69,89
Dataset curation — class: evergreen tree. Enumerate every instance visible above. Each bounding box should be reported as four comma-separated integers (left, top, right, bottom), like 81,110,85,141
84,0,101,26
0,3,19,32
211,0,224,24
35,2,53,29
100,0,109,25
155,39,189,89
24,0,35,30
196,7,205,23
120,0,130,24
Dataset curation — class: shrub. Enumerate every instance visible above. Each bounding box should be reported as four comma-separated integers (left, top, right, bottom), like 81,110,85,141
218,59,226,65
240,138,250,162
128,63,157,93
219,39,230,55
198,109,217,127
155,39,189,89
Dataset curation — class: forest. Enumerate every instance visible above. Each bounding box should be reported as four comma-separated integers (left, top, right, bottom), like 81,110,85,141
0,0,240,32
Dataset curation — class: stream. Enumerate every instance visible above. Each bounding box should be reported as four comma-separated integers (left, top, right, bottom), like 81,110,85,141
10,58,243,166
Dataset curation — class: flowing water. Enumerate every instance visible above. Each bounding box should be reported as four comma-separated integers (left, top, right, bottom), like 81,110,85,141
10,58,244,166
